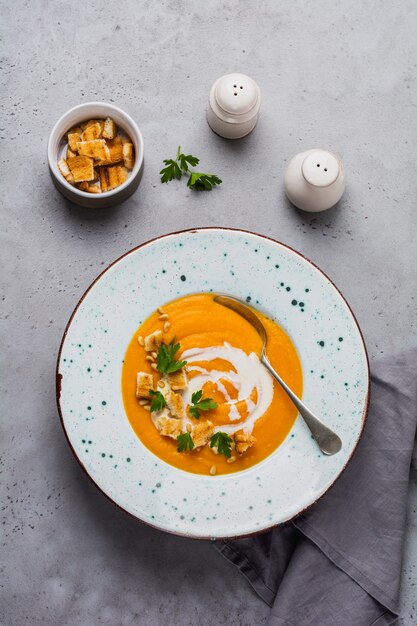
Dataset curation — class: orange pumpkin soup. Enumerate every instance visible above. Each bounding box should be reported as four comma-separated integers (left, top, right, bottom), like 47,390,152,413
121,293,302,475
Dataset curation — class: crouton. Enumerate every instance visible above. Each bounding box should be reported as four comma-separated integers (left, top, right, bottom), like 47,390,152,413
67,125,83,135
82,119,102,129
79,119,97,130
67,147,77,159
58,159,75,184
123,142,135,169
102,117,116,140
135,372,154,399
234,431,256,455
108,137,124,162
235,441,255,454
192,420,214,448
67,126,82,144
106,165,128,190
166,369,188,391
58,158,71,179
96,137,123,165
86,184,101,194
144,330,163,352
78,182,101,194
67,155,95,183
80,122,103,142
99,166,109,192
157,417,182,440
68,132,81,152
77,139,111,162
164,389,184,419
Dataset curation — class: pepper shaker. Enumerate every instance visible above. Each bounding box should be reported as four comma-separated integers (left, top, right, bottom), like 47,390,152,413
284,149,345,212
207,73,261,139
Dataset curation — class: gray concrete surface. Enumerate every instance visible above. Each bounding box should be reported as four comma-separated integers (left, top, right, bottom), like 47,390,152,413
1,0,417,624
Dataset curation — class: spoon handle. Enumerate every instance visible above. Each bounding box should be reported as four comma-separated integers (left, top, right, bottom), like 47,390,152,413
261,355,342,456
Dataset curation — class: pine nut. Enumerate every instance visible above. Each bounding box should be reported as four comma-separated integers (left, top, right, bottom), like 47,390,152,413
151,363,158,370
151,351,158,359
212,448,219,455
145,355,154,362
227,456,237,464
157,307,165,315
137,335,144,346
158,313,169,321
163,322,171,333
157,380,165,388
143,404,151,411
210,465,217,476
138,399,148,405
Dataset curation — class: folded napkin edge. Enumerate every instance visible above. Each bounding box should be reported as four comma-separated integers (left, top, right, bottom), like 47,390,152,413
293,516,399,615
214,540,276,607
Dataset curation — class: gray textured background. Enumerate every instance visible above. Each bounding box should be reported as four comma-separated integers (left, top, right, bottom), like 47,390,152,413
1,1,416,624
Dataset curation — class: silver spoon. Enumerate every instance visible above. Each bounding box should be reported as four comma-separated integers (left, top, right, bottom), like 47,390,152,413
214,294,342,456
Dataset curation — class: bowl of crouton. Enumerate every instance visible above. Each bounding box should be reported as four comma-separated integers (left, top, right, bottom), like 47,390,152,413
48,102,144,208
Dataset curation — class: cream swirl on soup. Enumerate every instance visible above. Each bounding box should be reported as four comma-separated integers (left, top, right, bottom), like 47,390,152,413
182,342,274,435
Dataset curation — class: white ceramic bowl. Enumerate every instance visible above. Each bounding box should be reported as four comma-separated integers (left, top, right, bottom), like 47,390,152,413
48,102,144,208
57,228,369,539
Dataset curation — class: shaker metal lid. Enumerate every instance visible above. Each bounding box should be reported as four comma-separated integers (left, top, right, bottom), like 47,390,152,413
209,73,261,124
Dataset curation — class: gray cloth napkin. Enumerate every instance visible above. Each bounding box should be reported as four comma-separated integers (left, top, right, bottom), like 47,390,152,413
215,348,417,625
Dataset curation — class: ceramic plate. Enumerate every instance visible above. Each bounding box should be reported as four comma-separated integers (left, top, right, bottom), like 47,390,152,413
57,228,369,539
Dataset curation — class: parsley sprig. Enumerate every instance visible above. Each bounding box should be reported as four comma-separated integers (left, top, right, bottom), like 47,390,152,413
177,432,194,453
160,157,182,182
178,149,200,172
160,146,198,182
210,432,233,458
160,146,222,191
156,338,187,375
149,390,167,412
189,390,218,419
187,172,222,191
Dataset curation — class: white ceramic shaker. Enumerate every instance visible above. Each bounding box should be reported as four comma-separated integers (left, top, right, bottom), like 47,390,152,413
284,149,345,212
207,73,261,139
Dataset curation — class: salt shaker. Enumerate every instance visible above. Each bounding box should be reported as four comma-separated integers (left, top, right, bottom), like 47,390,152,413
284,149,345,212
207,73,261,139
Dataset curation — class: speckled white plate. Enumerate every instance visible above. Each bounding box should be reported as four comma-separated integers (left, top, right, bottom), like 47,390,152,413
57,228,369,539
